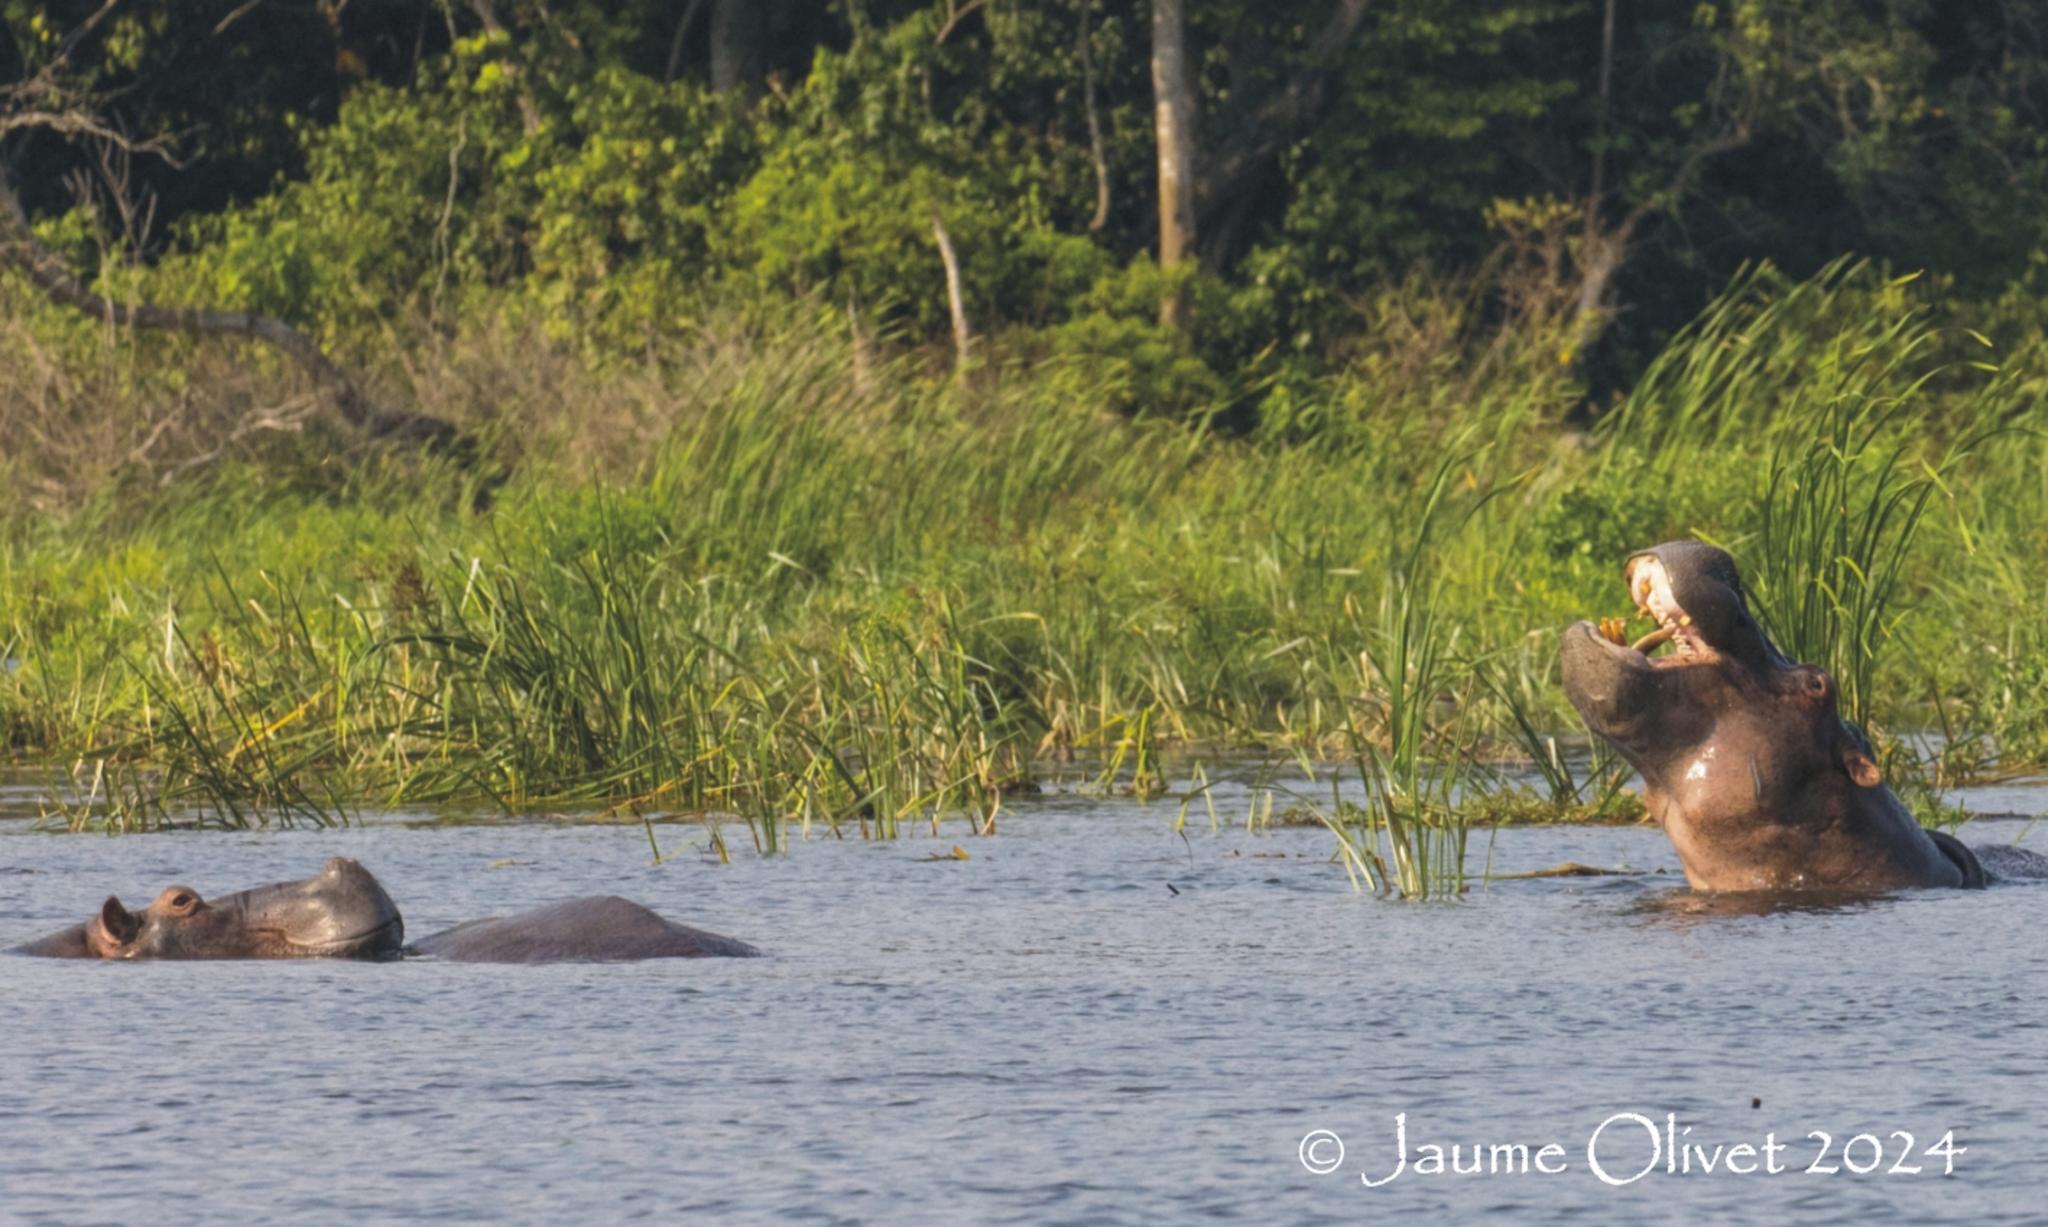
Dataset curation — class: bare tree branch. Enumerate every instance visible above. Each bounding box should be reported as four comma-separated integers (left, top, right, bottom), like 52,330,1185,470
934,0,993,48
1079,0,1110,232
0,110,183,165
1566,124,1753,365
430,117,468,320
929,206,973,383
6,0,126,102
160,394,319,485
464,0,503,35
462,0,542,133
1,5,491,478
0,163,470,456
1585,0,1616,232
211,0,273,38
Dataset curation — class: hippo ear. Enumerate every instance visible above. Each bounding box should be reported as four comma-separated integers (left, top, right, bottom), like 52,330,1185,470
90,896,141,953
1788,665,1833,705
1839,746,1883,789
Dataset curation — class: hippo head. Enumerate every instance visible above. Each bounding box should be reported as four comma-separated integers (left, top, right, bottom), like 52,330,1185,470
1559,541,1881,814
83,857,404,960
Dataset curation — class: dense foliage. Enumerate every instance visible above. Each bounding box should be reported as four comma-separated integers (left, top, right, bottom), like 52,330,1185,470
8,3,2048,836
13,1,2048,408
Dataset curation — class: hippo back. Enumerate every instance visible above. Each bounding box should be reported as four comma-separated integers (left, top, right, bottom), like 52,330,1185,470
7,924,92,958
407,896,761,963
1970,842,2048,883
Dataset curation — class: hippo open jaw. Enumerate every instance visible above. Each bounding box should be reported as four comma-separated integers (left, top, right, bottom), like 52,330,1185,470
1560,539,1998,893
1619,610,1698,661
1595,552,1712,665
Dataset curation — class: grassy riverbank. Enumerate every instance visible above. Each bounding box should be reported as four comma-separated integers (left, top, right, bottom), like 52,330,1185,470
4,262,2046,871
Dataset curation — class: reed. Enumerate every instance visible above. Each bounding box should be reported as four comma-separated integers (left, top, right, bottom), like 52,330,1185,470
1322,444,1509,898
3,261,2044,843
1746,358,1995,728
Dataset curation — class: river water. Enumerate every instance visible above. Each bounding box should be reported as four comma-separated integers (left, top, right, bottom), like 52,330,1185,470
1,777,2043,1224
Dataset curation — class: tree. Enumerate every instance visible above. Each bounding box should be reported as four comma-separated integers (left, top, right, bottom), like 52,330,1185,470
1147,0,1375,327
709,0,761,94
0,3,470,463
1149,0,1195,325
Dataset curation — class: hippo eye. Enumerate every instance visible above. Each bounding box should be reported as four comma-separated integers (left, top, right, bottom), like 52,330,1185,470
165,890,200,914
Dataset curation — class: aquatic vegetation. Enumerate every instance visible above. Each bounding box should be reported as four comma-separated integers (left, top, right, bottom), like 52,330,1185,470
1477,662,1640,826
1741,299,2004,728
1322,446,1501,899
2,263,2043,860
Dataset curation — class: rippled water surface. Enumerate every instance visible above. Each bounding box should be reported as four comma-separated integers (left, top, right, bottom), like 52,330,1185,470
2,785,2044,1224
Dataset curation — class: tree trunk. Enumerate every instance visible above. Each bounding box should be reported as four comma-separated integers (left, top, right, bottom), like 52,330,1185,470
710,0,763,96
930,207,973,384
1568,0,1621,371
666,0,709,83
1080,0,1111,232
1586,0,1616,217
1150,0,1197,327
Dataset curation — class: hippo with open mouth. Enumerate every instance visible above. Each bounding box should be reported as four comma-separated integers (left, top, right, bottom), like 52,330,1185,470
1560,540,1988,892
8,860,759,962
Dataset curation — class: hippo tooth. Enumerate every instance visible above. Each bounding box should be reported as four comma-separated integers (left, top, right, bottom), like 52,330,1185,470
1630,625,1675,654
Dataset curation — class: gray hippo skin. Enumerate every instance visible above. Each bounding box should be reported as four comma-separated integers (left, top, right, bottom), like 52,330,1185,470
10,867,761,963
9,857,405,960
1558,540,2020,892
407,896,762,963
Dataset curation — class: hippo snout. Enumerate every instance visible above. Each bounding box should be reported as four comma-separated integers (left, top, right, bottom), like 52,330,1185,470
1559,621,1652,731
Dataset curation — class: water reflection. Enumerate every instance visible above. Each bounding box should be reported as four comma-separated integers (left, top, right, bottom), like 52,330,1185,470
1627,885,1893,923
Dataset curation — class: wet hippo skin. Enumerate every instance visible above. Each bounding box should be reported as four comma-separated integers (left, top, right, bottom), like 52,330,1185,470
1559,540,2031,891
10,866,760,963
406,896,763,963
7,857,405,960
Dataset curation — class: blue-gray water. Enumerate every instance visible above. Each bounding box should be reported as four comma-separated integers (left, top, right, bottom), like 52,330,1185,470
2,785,2044,1223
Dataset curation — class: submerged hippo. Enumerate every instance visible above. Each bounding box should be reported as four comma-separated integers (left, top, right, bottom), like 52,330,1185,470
1560,541,1988,892
9,861,758,963
8,857,405,960
407,896,761,962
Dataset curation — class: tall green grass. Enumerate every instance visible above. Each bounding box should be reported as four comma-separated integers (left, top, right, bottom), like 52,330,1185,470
1748,389,1979,727
1323,445,1505,898
4,261,2046,847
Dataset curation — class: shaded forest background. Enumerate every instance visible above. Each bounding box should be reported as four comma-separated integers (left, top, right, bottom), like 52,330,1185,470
10,2,2048,824
10,0,2048,427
